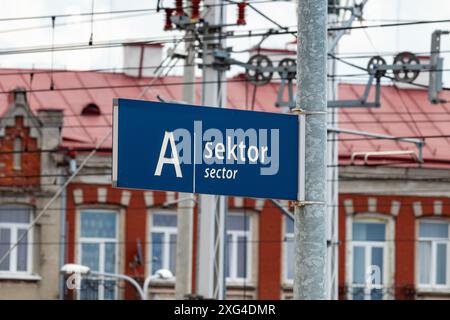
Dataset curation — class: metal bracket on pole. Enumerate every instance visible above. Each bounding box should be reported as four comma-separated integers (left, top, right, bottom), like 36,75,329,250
429,29,449,103
328,127,425,163
293,200,327,207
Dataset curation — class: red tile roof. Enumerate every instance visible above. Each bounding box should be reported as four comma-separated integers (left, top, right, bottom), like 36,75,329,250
339,83,450,168
1,68,449,168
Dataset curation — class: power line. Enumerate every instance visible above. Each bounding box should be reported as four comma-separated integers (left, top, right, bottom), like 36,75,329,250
330,50,450,60
0,71,446,95
329,18,450,31
4,110,450,122
0,8,157,22
0,12,153,35
0,158,449,181
1,65,450,80
0,237,445,245
0,76,311,94
0,64,187,77
2,199,450,212
5,117,450,131
2,15,450,57
329,53,450,91
0,0,274,23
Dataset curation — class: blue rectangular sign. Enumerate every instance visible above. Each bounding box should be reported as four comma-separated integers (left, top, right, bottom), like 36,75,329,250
112,98,304,201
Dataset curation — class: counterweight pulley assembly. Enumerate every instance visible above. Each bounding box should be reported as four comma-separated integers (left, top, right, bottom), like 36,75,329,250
213,30,449,107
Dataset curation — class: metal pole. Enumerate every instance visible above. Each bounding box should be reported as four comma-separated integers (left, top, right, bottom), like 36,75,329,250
59,174,67,300
90,271,145,300
175,24,196,299
327,0,339,300
197,0,227,300
294,0,328,300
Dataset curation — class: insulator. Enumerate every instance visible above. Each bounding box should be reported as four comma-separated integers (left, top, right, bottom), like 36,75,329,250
67,150,77,159
164,8,174,30
237,1,247,25
191,0,201,21
175,0,184,16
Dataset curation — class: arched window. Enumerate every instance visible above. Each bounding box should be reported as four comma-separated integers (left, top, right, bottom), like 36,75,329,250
81,103,101,116
13,137,22,170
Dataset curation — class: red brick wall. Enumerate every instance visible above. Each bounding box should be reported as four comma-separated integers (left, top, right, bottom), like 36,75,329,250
258,202,282,299
393,196,414,299
0,116,40,186
123,189,146,299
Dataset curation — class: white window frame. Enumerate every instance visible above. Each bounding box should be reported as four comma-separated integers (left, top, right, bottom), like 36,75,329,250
283,216,294,285
350,238,387,300
77,209,119,300
0,205,33,277
148,210,177,277
226,212,252,284
417,220,450,291
346,215,395,300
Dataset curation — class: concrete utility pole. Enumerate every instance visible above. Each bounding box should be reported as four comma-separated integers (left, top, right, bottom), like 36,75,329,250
294,0,328,300
326,0,339,300
197,0,227,300
175,25,196,299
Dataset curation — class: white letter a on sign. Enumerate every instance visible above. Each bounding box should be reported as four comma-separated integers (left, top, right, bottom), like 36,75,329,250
154,131,183,178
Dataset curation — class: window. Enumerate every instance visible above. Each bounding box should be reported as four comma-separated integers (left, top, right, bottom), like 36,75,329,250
13,137,22,170
0,205,33,275
81,103,101,116
226,213,251,282
418,221,450,288
150,212,177,276
78,210,118,300
284,216,294,283
350,221,387,300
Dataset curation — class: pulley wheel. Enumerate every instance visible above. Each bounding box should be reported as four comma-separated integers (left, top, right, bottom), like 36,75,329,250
393,51,420,82
367,55,387,77
277,58,296,80
245,54,274,86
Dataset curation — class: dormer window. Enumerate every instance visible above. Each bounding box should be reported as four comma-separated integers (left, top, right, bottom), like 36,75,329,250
81,103,101,116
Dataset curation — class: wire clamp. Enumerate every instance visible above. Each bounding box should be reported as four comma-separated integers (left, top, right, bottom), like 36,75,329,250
293,200,326,207
290,107,327,116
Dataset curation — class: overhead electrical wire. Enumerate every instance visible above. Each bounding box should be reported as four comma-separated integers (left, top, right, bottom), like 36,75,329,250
3,117,450,131
0,73,446,96
0,12,155,35
0,0,274,23
1,15,450,56
1,63,450,79
4,109,450,122
2,131,450,156
329,18,450,31
329,52,450,91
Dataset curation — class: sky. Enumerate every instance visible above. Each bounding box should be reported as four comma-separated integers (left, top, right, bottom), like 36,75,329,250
0,0,449,85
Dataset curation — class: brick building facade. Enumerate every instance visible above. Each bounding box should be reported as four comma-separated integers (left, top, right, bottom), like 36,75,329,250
0,65,449,299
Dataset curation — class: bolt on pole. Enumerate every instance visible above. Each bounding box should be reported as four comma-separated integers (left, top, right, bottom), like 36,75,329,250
294,0,328,299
